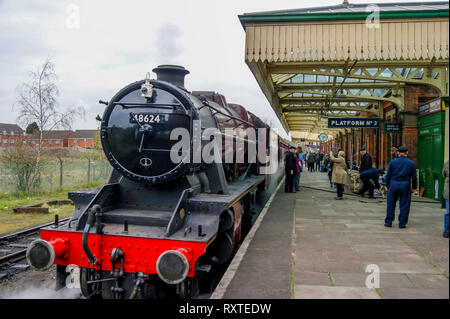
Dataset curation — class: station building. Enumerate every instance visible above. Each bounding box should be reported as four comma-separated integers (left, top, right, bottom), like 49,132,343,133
239,1,449,201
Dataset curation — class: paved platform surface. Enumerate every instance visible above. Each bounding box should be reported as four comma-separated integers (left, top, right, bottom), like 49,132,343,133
215,171,449,299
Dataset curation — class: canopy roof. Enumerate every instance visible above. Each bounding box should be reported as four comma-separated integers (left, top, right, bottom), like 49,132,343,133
239,1,449,134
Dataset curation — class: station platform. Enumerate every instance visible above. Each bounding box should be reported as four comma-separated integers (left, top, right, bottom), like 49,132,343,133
212,171,449,299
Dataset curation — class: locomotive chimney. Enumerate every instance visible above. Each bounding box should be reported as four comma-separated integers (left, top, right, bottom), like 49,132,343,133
152,65,190,89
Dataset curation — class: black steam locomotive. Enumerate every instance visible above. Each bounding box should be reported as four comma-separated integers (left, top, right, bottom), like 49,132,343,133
26,65,289,299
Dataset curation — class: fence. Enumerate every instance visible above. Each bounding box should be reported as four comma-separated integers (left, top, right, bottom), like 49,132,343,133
0,160,111,195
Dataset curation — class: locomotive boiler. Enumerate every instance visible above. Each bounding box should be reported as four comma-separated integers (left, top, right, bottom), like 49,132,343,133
26,65,288,299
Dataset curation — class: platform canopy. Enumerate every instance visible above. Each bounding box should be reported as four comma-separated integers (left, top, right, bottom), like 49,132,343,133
239,1,449,134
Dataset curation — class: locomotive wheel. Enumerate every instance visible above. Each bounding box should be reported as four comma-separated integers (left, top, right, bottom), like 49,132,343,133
80,268,102,299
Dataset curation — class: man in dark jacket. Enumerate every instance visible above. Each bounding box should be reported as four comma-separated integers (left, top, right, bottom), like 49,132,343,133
384,146,417,228
358,168,385,198
358,147,373,193
307,152,315,172
359,147,372,173
285,146,297,192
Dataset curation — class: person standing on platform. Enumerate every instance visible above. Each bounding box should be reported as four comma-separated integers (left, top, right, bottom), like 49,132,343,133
285,146,296,193
384,146,417,229
293,151,302,192
315,153,321,171
297,147,305,167
357,168,385,199
326,155,334,188
329,150,349,200
391,147,399,161
307,152,315,172
442,160,449,238
358,147,373,193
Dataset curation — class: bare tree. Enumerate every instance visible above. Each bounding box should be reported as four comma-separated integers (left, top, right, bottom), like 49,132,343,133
14,57,84,193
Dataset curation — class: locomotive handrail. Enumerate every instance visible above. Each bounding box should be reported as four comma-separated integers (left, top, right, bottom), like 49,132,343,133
201,101,258,129
113,102,180,109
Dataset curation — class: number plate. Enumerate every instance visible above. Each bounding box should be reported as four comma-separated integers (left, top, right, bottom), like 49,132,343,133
130,113,167,124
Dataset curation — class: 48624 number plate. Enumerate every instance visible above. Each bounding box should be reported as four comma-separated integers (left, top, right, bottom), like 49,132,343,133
130,113,167,124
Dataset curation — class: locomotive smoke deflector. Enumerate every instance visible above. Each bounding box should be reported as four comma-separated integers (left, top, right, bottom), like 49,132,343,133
152,65,190,89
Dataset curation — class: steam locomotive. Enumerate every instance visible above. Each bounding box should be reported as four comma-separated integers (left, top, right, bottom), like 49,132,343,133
26,65,289,299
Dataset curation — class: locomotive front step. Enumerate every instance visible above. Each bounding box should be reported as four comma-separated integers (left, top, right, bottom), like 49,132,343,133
101,208,172,227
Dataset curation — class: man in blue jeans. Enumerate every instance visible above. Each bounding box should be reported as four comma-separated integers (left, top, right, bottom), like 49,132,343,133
384,146,417,229
442,160,449,238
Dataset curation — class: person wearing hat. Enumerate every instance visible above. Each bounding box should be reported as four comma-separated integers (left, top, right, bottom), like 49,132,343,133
359,147,373,173
358,147,373,194
357,168,385,199
285,146,297,193
384,146,417,228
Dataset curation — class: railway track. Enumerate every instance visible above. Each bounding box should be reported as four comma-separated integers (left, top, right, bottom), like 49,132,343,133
0,217,71,270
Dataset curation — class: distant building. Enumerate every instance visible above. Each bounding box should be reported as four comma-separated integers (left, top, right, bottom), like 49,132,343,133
68,130,98,149
28,130,73,148
0,126,99,149
0,123,26,148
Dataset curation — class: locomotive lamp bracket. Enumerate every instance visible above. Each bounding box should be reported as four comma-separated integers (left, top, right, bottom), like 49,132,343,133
141,73,153,99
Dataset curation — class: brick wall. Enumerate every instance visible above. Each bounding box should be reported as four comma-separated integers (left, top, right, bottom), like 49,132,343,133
402,127,418,165
68,138,94,148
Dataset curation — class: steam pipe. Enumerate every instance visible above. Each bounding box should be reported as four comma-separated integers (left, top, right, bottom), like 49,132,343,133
82,205,102,265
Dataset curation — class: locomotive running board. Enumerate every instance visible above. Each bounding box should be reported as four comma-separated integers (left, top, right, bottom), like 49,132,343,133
187,175,265,213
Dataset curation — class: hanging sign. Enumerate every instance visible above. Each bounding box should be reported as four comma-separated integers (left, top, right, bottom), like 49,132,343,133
418,98,442,116
383,122,402,134
328,117,380,128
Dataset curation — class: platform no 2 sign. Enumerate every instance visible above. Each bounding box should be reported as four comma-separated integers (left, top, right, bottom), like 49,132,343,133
328,117,380,128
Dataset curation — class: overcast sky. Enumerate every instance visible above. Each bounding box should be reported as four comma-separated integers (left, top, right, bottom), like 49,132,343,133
0,0,427,139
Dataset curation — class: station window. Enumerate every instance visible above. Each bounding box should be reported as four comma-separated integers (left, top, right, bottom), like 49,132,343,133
3,139,7,144
11,139,14,144
74,139,78,144
56,139,60,144
84,138,88,144
11,131,15,136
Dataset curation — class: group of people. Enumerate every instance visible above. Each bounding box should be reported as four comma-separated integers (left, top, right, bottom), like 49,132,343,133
283,144,450,237
306,151,324,172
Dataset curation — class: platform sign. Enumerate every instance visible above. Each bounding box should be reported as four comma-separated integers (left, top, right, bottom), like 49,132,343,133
383,122,402,134
328,117,380,128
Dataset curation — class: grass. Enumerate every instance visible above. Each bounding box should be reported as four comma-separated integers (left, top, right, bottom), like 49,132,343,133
0,182,104,235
